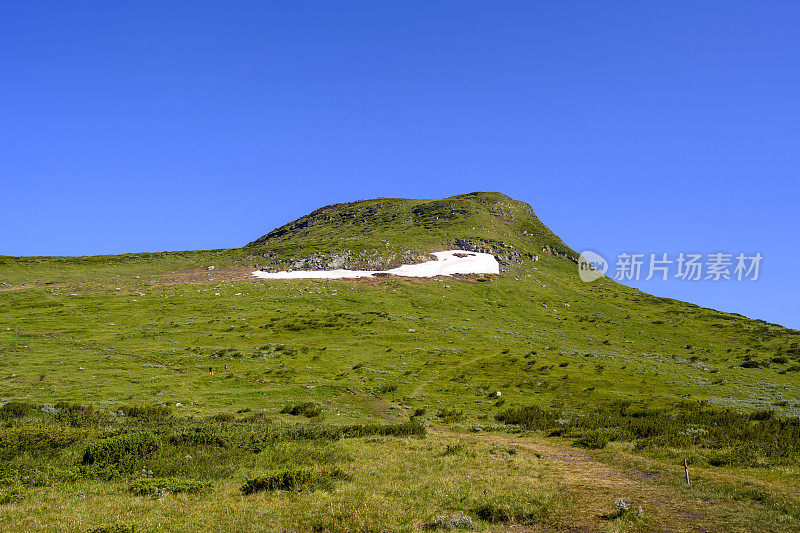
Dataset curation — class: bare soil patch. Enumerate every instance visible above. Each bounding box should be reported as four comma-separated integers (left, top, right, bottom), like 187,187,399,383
155,266,257,285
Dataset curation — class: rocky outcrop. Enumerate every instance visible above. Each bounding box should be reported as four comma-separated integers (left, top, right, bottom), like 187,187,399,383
541,244,578,263
256,250,432,273
455,238,538,268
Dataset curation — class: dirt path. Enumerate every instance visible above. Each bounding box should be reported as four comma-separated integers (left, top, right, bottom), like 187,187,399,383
434,428,727,532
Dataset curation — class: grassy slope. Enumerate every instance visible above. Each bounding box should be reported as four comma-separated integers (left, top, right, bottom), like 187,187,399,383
1,192,799,531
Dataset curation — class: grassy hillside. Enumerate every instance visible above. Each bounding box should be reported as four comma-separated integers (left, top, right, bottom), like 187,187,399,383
1,192,798,532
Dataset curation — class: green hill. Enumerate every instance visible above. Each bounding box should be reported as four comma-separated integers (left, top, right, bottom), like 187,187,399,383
1,192,798,532
246,192,574,268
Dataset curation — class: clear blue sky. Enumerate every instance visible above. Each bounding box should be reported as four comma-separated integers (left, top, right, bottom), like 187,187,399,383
1,2,798,328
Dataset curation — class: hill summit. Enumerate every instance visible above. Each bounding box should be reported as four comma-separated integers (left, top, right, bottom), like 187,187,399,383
246,192,577,273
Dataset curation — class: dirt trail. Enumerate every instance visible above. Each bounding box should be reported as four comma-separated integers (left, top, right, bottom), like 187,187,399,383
434,428,722,532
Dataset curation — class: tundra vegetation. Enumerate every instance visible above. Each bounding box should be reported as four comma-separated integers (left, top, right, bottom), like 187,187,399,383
1,193,798,531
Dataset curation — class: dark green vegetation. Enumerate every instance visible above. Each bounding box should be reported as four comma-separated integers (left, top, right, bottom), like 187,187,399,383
281,402,323,417
241,466,350,494
497,401,800,463
0,400,419,485
1,192,799,531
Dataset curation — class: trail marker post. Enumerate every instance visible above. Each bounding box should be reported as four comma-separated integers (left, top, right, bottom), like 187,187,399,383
684,458,690,486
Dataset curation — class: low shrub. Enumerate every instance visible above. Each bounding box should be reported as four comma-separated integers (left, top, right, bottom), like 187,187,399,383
706,446,761,467
496,400,800,465
339,420,426,438
495,405,556,430
57,464,123,482
474,500,549,525
280,402,322,418
82,433,161,471
0,487,20,505
169,427,228,447
248,420,424,450
241,467,349,494
574,430,608,449
0,401,33,420
749,409,775,421
437,409,465,423
253,425,340,447
0,426,86,459
128,477,212,496
443,442,466,456
54,402,106,427
119,405,171,420
239,412,272,424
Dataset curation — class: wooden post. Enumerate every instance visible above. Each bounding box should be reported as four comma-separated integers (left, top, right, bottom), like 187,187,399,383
684,458,690,486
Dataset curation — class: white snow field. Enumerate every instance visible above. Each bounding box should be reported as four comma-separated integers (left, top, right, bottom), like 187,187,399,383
251,250,499,279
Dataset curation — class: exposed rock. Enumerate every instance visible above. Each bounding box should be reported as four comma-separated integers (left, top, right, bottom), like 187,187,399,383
258,250,431,273
541,245,578,263
455,238,538,268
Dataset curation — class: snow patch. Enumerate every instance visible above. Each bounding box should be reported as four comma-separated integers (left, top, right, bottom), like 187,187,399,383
252,250,499,280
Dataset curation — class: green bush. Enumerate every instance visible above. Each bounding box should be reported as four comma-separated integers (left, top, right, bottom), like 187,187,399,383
280,402,322,418
241,467,349,494
443,442,466,456
496,400,800,465
128,477,211,496
119,405,171,420
474,500,549,524
82,433,161,471
437,409,465,423
0,487,20,505
574,430,608,449
54,402,106,427
251,421,425,449
339,420,426,438
0,401,33,420
0,426,86,459
58,464,123,482
495,405,556,430
169,427,228,447
239,412,272,424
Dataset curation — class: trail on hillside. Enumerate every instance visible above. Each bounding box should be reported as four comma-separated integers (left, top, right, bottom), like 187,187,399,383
412,350,501,398
434,428,778,532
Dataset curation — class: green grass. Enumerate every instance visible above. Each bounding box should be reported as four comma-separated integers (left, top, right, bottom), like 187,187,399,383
1,192,798,531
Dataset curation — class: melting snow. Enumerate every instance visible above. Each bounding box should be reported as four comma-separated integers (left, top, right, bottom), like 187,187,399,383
252,250,499,279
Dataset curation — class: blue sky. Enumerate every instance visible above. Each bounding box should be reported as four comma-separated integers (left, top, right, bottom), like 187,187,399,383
1,2,798,328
